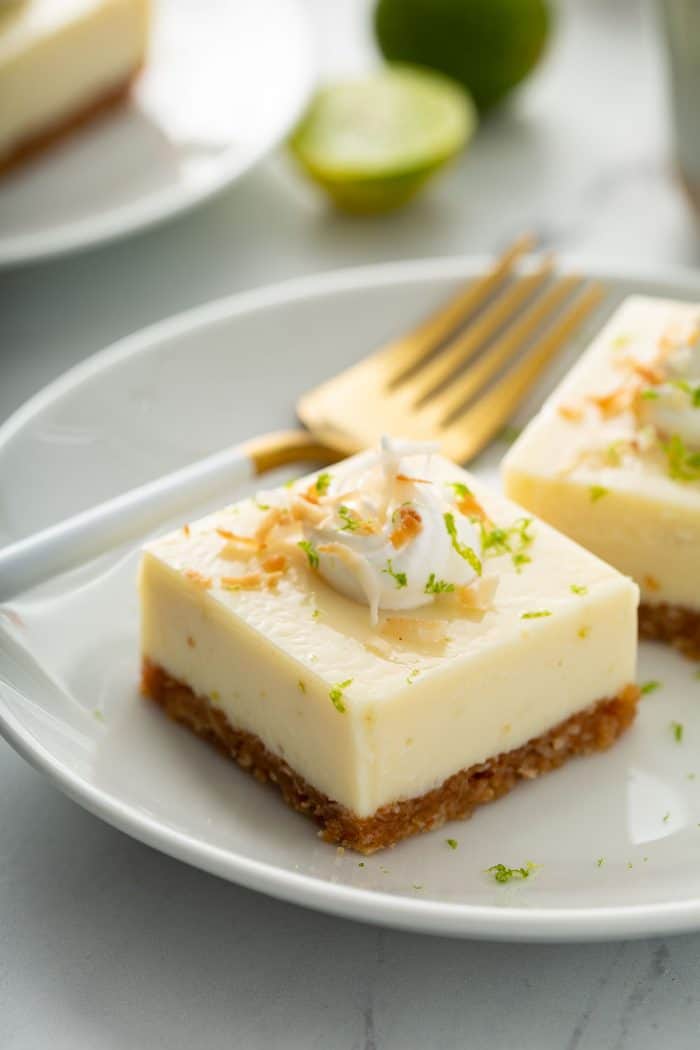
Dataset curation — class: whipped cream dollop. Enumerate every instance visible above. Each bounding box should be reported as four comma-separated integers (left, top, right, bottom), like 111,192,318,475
295,438,482,623
641,329,700,450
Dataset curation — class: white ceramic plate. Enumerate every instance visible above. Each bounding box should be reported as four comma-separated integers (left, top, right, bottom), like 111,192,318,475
2,257,700,942
0,0,314,268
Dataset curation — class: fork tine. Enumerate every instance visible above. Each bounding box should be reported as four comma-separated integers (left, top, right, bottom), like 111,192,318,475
440,282,606,463
402,259,554,405
429,275,582,422
377,233,535,383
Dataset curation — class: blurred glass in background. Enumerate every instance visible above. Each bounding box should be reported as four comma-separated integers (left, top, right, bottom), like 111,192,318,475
658,0,700,215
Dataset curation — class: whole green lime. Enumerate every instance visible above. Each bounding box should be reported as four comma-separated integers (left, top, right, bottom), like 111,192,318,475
374,0,551,112
289,65,476,214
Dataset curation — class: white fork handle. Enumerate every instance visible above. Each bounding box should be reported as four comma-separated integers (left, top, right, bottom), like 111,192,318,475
0,429,334,602
0,443,255,601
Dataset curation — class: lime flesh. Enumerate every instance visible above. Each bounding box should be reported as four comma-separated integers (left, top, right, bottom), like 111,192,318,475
289,65,476,214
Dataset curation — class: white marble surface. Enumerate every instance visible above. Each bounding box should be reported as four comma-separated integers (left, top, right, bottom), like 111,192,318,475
2,0,700,1046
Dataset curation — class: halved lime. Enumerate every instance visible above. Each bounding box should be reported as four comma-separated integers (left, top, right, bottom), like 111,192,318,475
289,65,476,214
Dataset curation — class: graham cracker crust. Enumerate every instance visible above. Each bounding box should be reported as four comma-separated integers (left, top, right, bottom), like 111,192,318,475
0,67,141,177
141,659,639,854
639,602,700,661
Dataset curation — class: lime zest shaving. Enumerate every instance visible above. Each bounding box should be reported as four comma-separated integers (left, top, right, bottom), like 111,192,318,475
315,472,332,495
424,573,455,594
329,678,353,713
383,559,408,589
298,539,319,569
486,861,536,884
443,512,482,575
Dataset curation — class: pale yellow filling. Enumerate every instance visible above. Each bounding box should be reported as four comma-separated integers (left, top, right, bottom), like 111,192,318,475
503,296,700,609
0,0,150,161
140,455,638,817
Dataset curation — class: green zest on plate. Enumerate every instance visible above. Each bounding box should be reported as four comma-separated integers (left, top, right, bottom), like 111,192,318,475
640,680,661,695
443,512,482,574
329,679,353,713
448,481,472,499
671,721,684,743
424,573,455,594
664,434,700,482
521,610,551,620
298,539,319,569
383,558,408,588
589,485,609,502
486,861,536,884
446,838,458,850
315,472,332,495
570,584,588,596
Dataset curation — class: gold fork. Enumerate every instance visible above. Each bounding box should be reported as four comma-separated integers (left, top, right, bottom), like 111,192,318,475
0,236,605,599
298,234,604,462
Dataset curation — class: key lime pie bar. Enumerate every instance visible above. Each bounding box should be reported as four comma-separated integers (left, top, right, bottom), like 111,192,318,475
140,439,639,852
0,0,150,175
504,296,700,659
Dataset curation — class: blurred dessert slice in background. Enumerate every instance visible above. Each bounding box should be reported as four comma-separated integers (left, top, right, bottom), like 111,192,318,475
0,0,150,176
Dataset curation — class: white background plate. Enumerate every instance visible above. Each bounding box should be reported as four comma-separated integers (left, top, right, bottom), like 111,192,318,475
0,0,314,267
1,258,700,942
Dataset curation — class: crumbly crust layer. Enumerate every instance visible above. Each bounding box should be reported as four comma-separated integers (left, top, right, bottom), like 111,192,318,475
639,602,700,661
0,68,140,177
141,660,639,854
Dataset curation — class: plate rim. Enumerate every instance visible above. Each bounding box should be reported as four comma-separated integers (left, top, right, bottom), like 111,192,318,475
0,0,315,269
3,252,700,942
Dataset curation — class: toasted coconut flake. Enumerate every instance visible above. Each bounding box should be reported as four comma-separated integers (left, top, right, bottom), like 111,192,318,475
659,320,699,356
558,403,584,422
220,573,263,591
456,574,499,610
618,357,665,386
290,497,327,527
264,571,284,590
456,491,490,523
643,574,661,592
217,527,261,547
380,616,449,647
588,383,639,419
255,506,292,543
390,506,423,549
184,569,212,589
182,524,191,537
395,473,431,485
300,483,321,505
261,553,288,574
